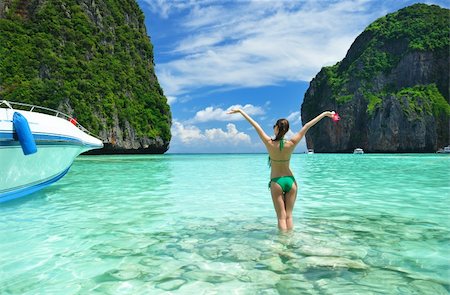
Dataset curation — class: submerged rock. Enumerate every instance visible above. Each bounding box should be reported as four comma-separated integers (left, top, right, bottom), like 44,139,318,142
276,280,318,295
155,278,186,291
107,269,142,281
183,270,235,284
257,256,287,272
409,280,448,295
94,268,142,282
225,244,262,262
298,245,368,260
299,256,369,270
238,269,280,285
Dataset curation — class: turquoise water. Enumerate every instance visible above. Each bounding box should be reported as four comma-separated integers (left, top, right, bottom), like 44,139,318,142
1,154,449,294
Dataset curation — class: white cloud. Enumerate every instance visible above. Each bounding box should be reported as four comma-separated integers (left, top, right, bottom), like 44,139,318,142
141,0,172,19
166,96,177,105
171,120,204,143
204,123,251,145
286,111,302,125
191,104,264,123
192,106,227,123
285,129,307,152
141,0,214,19
169,118,309,153
151,0,386,96
171,120,251,146
286,129,296,139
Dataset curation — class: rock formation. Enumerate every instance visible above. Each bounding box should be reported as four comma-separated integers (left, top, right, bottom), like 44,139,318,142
301,4,449,153
0,0,171,154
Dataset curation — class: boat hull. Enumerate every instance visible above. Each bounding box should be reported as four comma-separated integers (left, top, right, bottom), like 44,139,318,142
0,106,103,202
0,145,90,202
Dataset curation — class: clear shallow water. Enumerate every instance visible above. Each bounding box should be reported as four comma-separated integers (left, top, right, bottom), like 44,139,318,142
1,154,449,294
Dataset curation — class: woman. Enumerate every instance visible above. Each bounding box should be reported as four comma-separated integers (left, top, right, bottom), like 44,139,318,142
227,108,336,231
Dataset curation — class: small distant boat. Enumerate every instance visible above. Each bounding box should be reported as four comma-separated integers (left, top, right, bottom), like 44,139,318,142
307,149,314,154
437,146,450,153
353,148,364,154
0,100,103,203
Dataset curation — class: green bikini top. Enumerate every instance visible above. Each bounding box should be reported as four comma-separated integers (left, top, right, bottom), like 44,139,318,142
268,138,290,166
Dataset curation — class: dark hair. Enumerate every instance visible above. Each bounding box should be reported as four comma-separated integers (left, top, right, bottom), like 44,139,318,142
273,118,289,141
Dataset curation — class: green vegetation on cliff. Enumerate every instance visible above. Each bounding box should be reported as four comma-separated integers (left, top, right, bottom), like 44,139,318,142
0,0,171,144
396,84,450,118
363,84,449,117
366,92,383,115
323,3,449,115
365,3,449,51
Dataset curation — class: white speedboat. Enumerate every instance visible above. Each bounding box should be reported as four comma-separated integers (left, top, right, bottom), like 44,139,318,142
307,149,314,154
353,148,364,154
437,146,450,153
0,100,103,202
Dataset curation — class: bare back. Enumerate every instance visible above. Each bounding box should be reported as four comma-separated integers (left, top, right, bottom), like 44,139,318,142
265,139,295,178
228,108,334,231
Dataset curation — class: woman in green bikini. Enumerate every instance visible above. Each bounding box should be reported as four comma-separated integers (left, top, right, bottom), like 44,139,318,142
227,108,336,231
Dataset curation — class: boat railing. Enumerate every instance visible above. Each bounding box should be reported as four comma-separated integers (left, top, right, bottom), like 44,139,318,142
0,100,100,138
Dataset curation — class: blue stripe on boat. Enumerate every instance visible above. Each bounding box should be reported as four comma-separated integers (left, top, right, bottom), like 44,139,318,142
0,166,71,203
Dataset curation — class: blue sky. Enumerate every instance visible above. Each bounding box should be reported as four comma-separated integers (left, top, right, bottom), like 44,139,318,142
136,0,449,153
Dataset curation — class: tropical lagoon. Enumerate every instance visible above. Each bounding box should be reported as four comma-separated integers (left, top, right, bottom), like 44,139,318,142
1,154,449,294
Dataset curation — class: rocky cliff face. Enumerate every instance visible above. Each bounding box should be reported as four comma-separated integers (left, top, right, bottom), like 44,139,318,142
0,0,171,154
301,4,449,153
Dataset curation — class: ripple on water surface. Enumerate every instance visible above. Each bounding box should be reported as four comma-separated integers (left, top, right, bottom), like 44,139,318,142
0,154,449,294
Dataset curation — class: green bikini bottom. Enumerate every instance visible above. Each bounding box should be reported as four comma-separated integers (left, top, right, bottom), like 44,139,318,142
268,176,296,193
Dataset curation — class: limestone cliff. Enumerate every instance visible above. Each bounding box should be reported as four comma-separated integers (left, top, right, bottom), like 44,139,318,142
0,0,171,154
301,4,449,153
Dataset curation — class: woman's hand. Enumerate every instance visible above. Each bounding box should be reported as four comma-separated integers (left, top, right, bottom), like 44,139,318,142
227,109,242,115
323,111,335,118
325,110,340,122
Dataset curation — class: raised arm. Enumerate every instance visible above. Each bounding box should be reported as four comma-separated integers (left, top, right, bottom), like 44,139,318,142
227,109,271,143
290,111,334,146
